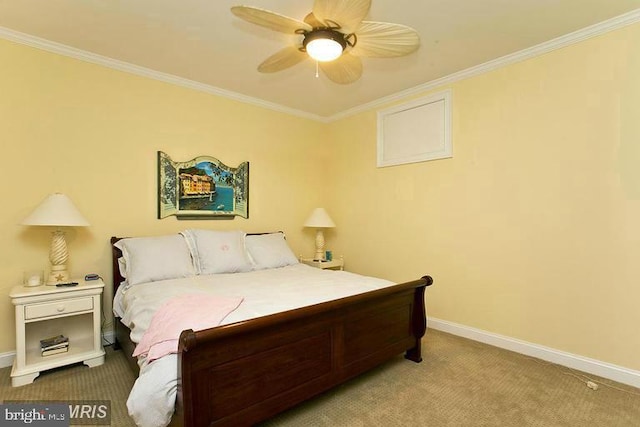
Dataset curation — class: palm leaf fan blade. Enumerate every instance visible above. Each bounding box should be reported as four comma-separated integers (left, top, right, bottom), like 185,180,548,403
231,6,312,34
313,0,371,34
320,53,363,84
258,47,307,73
304,12,325,28
349,21,420,58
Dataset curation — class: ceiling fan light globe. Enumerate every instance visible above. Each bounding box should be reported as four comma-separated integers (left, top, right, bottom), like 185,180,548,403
306,38,343,61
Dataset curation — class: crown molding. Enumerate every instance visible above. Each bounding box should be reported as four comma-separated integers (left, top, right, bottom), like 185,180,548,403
0,26,326,123
327,8,640,122
1,8,639,123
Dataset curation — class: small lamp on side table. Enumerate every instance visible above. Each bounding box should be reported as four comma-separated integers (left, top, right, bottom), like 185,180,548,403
303,208,336,261
21,193,90,285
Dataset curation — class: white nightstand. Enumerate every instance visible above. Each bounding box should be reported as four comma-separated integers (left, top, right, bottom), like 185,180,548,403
300,257,344,271
10,279,106,387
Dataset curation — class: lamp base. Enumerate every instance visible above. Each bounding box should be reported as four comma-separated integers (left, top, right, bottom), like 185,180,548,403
47,265,70,286
314,229,326,262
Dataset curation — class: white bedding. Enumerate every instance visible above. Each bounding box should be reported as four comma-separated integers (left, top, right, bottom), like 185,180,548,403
117,263,394,427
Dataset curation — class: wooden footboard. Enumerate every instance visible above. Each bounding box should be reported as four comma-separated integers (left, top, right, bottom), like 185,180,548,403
175,275,432,427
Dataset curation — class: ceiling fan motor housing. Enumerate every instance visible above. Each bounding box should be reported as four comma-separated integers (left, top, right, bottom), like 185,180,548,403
302,28,348,52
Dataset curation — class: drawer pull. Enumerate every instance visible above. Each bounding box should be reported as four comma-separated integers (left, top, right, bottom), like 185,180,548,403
57,306,65,312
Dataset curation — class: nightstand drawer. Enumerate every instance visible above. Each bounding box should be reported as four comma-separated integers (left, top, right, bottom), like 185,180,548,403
25,297,93,320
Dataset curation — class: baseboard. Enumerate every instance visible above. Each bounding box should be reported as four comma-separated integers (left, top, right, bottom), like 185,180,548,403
0,330,117,370
5,320,637,388
428,317,640,389
0,351,15,369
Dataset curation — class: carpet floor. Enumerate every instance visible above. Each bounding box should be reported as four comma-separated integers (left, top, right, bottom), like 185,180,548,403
1,330,638,426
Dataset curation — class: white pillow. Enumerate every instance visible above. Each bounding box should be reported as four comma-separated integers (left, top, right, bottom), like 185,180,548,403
114,235,196,286
118,257,127,278
182,229,252,274
245,232,299,270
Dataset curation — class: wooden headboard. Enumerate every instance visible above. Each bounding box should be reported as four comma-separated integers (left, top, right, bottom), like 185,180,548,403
110,236,126,295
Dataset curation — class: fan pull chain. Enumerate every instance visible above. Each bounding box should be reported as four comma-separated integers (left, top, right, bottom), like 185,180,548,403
315,61,319,78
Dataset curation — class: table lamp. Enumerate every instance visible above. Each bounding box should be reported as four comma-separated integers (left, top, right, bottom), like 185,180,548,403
303,208,336,261
21,193,90,285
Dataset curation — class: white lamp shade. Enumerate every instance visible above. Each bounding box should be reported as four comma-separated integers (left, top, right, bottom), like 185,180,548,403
22,193,90,227
303,208,336,228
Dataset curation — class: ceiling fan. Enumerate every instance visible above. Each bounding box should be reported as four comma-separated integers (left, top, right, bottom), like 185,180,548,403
231,0,420,84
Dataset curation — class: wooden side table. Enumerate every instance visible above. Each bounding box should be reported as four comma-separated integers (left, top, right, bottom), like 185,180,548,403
300,257,344,271
10,279,106,387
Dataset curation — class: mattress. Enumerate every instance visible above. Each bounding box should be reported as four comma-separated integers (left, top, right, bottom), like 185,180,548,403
116,263,395,427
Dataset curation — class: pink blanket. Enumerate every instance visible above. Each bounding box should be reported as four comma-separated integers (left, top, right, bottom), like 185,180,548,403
133,294,243,362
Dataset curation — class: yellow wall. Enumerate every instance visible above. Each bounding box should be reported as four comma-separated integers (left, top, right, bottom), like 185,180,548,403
326,24,640,370
0,39,327,353
2,22,639,374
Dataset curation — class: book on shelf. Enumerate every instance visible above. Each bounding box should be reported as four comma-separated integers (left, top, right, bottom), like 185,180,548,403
40,334,69,350
42,345,69,356
42,342,69,351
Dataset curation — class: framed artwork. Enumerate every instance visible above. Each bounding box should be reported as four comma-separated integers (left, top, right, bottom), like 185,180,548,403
158,151,249,219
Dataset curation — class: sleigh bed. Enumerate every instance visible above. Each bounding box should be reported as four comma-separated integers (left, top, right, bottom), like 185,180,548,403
111,232,433,427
